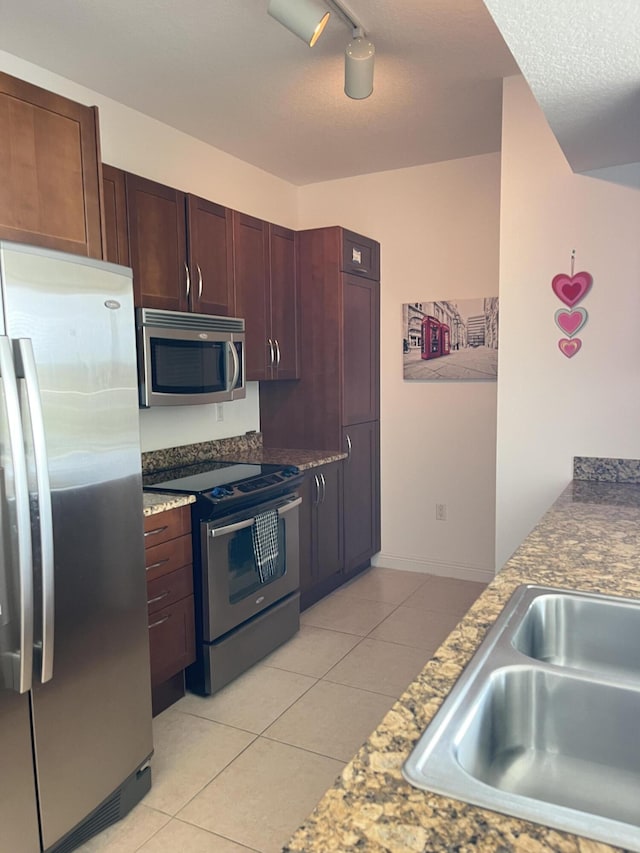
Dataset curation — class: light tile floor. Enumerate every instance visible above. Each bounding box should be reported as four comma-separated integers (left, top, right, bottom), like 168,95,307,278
77,568,486,853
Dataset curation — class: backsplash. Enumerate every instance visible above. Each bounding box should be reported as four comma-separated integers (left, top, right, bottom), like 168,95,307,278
573,456,640,483
142,432,263,474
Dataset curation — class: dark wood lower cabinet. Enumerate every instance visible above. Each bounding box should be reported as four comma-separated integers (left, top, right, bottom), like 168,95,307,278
343,421,381,576
143,506,196,716
299,462,344,610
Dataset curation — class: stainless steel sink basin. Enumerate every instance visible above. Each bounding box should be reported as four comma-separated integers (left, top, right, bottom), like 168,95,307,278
512,591,640,681
402,585,640,851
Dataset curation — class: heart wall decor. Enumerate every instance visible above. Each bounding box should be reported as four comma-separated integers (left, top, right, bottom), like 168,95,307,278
558,338,582,358
551,271,593,307
554,307,588,338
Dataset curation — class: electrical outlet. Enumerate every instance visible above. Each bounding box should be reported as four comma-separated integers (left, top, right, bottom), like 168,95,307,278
435,503,447,521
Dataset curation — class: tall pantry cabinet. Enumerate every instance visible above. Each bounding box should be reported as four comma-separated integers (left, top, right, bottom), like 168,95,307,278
260,227,381,577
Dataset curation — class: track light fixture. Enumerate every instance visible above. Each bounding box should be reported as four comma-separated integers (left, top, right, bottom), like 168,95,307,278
344,28,375,99
268,0,375,99
267,0,330,47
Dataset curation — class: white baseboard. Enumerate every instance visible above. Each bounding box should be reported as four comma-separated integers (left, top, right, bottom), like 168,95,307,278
371,551,495,584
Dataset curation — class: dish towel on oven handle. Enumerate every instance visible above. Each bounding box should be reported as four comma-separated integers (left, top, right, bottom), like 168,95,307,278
251,509,280,583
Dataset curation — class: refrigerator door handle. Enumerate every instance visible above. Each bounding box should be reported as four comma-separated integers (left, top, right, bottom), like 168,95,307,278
15,338,55,683
0,336,34,693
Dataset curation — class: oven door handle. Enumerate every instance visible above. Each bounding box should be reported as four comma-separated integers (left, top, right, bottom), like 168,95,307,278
208,496,301,538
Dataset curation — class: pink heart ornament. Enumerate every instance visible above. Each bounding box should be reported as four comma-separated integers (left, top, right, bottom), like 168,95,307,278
551,271,593,307
558,338,582,358
554,307,588,338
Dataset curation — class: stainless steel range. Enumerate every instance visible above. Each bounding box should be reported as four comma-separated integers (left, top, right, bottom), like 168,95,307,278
143,460,302,694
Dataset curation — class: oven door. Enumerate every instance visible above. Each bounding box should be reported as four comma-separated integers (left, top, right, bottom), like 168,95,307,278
201,494,301,641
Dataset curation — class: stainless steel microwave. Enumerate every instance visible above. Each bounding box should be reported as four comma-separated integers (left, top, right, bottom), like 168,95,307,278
136,308,246,407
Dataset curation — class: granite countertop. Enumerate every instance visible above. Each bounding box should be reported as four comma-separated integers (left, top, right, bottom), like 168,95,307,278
143,492,196,517
285,470,640,852
141,434,345,516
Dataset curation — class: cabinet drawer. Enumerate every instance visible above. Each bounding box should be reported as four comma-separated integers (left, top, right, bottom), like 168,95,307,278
147,564,193,615
143,505,191,548
341,229,380,280
148,595,196,687
145,533,192,582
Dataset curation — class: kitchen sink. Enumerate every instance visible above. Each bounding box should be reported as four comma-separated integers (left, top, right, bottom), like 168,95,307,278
402,585,640,851
512,591,640,681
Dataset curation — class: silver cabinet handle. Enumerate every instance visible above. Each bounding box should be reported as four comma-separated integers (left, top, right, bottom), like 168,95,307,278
313,474,320,506
274,339,281,366
197,263,203,300
345,434,352,462
209,496,302,538
184,262,191,300
149,615,170,630
267,338,275,365
144,524,168,539
15,339,54,684
320,472,326,504
146,558,170,572
147,590,170,606
0,337,33,693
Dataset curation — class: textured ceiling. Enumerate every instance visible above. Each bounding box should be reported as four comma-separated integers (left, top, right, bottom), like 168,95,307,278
0,0,519,185
483,0,640,179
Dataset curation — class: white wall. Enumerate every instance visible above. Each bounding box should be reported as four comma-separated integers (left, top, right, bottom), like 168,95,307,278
0,50,298,451
299,155,501,582
495,75,640,568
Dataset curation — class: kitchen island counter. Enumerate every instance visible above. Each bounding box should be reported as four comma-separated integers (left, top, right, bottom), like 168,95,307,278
285,470,640,852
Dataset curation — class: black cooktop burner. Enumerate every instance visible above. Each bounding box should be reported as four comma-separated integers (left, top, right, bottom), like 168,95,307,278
143,460,301,514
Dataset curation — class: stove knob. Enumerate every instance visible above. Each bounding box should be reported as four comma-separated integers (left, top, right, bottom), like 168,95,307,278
282,466,299,478
210,487,228,499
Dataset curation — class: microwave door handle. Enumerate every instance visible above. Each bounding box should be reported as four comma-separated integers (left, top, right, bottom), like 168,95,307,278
15,339,54,684
0,337,34,693
227,340,240,393
209,496,302,538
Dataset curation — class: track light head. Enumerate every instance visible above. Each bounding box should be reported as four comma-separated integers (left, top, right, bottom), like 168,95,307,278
268,0,330,47
344,35,375,99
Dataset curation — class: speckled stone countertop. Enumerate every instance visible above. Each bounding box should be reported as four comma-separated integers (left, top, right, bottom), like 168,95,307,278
143,492,195,517
141,433,345,516
142,433,345,474
285,464,640,853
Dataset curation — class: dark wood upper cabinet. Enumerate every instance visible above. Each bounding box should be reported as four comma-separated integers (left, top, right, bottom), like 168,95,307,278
125,173,188,311
232,212,299,381
0,70,104,259
102,164,129,267
186,195,234,316
268,224,299,380
232,212,270,379
342,273,380,425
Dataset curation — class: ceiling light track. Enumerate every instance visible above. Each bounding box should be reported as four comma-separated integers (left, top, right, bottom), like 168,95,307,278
267,0,375,100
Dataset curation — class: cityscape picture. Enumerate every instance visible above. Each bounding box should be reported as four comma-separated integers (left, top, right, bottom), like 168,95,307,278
403,298,499,381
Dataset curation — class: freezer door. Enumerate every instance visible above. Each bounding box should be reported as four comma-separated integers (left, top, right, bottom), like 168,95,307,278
0,243,153,849
0,690,41,852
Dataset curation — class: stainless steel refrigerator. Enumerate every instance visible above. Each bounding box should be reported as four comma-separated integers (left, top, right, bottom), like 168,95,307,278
0,242,153,853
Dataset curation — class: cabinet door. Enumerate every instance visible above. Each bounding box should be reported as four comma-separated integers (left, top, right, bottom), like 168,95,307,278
315,461,343,583
343,421,380,574
298,473,315,601
269,224,299,379
102,164,129,266
148,596,196,687
342,274,380,425
0,70,103,259
186,195,234,316
232,211,270,380
125,173,188,310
